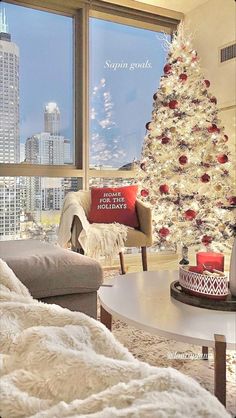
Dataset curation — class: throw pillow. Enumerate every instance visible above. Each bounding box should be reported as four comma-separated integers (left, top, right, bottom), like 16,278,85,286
88,185,139,228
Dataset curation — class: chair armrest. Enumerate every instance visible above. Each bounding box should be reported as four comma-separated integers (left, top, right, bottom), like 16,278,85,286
135,199,153,246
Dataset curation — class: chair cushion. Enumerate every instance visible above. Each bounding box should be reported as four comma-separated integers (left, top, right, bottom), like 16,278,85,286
0,240,103,298
88,186,139,228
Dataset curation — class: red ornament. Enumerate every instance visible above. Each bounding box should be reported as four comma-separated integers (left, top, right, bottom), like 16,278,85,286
179,73,188,82
207,124,220,134
201,173,210,183
210,96,217,104
159,184,169,194
140,162,146,171
169,100,178,109
164,64,172,74
184,209,197,221
161,136,171,144
141,189,149,197
217,154,228,164
201,235,212,246
145,122,152,130
204,80,210,88
179,155,188,165
159,227,170,238
227,196,236,205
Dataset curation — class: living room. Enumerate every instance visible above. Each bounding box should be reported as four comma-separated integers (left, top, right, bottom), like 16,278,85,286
0,0,235,417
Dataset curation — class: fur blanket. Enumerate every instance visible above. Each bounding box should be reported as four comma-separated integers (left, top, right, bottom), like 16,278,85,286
0,259,230,418
57,191,127,261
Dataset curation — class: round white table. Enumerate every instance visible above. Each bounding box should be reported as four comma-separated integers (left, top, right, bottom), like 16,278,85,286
98,271,236,406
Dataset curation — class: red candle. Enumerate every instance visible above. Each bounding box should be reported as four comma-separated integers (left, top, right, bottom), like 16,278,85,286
196,252,224,272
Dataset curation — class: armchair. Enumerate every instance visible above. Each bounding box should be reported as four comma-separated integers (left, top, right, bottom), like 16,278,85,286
70,190,153,274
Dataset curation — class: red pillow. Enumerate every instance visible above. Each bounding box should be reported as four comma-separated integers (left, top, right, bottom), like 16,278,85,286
88,186,139,228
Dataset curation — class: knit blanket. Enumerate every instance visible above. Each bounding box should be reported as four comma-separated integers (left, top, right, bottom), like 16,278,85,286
57,191,127,260
0,259,230,418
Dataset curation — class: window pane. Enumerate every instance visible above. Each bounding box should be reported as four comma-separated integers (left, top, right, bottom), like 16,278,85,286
89,18,170,170
0,3,74,164
89,177,133,188
0,177,81,241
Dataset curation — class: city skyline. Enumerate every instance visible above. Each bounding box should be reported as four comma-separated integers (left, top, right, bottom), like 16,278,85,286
2,2,73,146
2,2,169,167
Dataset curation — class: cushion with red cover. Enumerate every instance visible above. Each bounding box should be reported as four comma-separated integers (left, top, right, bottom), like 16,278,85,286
88,186,139,228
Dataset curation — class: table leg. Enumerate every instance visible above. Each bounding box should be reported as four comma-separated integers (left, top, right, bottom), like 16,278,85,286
214,334,226,406
202,346,208,360
101,306,112,331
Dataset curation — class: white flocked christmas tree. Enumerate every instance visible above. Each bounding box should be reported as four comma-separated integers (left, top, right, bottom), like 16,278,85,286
136,24,235,252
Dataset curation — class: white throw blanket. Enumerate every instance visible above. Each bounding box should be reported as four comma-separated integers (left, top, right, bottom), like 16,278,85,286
57,191,127,260
0,259,230,418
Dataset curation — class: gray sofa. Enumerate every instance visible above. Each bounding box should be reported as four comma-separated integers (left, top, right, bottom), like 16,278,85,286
0,239,103,319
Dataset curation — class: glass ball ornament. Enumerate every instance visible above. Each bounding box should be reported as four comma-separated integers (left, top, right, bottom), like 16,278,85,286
184,209,197,220
164,64,172,74
179,155,188,165
201,173,210,183
217,154,228,164
204,79,210,88
161,136,171,144
159,184,169,194
159,227,170,238
179,73,188,82
141,189,149,197
169,100,179,109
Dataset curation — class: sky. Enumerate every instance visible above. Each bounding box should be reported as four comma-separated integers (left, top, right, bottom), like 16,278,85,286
2,2,170,166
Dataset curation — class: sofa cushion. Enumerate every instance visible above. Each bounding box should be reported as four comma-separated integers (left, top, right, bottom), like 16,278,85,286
0,240,103,299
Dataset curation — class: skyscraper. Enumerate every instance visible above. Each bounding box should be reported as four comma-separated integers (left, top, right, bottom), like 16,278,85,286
44,102,60,136
25,103,65,216
0,8,20,239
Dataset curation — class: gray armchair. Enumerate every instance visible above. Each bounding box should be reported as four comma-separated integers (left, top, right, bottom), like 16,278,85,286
71,190,153,274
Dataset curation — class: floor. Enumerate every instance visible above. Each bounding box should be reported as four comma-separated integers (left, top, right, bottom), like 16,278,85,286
101,248,231,273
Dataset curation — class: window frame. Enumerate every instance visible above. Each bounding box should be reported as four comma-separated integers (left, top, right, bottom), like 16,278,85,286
0,0,181,189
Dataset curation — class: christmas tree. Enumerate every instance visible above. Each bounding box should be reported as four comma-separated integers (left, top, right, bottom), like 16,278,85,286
90,78,126,169
136,24,235,252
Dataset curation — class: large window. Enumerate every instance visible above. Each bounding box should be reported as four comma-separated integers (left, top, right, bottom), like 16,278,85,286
0,1,178,241
0,176,82,241
89,18,170,170
0,3,74,165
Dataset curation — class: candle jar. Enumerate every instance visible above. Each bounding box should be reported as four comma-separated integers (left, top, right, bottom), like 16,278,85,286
196,252,224,272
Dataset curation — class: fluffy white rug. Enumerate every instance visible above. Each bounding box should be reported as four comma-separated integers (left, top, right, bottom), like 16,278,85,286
0,259,230,418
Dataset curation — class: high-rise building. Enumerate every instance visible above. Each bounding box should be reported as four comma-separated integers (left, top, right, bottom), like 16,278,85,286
25,132,65,165
0,9,20,239
44,102,60,136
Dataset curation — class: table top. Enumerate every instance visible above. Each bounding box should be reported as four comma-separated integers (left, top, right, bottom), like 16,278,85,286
98,271,236,349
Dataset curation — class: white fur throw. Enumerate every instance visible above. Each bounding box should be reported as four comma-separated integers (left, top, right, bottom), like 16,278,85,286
0,259,230,418
57,190,127,260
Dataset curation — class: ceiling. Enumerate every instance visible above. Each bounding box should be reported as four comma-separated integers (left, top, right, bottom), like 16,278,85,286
134,0,209,14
